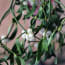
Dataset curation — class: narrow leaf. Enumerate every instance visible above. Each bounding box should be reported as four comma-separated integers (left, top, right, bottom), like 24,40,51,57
8,26,17,40
0,8,10,24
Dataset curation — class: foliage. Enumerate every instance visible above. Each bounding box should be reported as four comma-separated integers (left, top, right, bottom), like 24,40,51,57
0,0,65,65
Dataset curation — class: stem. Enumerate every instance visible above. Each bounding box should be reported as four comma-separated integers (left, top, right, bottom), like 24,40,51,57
49,0,51,17
10,3,26,32
35,36,41,40
0,0,14,24
0,42,21,61
29,41,40,42
0,43,14,54
7,23,14,37
58,18,65,32
55,0,65,10
43,7,47,21
17,33,24,39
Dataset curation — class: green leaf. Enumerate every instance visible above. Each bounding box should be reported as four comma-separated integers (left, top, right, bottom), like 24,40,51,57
0,58,8,65
8,39,25,59
34,24,43,35
56,7,64,13
7,24,14,36
42,37,48,51
0,0,13,24
28,44,32,54
34,58,39,65
48,0,51,17
47,15,60,31
27,44,33,59
12,13,22,23
30,18,36,30
54,57,58,64
20,57,26,65
48,30,55,46
8,26,17,40
0,8,10,24
16,39,22,55
15,56,26,65
15,56,21,65
15,0,20,5
23,5,36,19
55,0,65,10
10,54,14,65
37,6,44,19
11,7,26,31
48,15,59,25
43,44,55,61
17,7,22,13
17,5,26,13
58,32,64,46
16,13,22,21
37,39,44,60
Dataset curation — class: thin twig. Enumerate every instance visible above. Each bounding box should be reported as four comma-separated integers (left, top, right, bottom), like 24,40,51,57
10,2,26,32
29,41,40,42
35,36,41,40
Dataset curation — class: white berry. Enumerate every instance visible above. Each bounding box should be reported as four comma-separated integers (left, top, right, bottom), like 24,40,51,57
23,1,27,5
21,30,25,34
27,28,32,34
1,35,9,43
43,32,45,37
22,33,26,39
